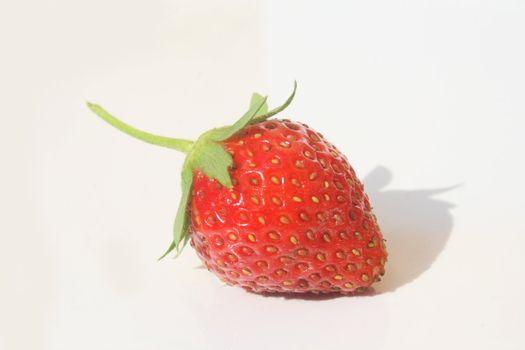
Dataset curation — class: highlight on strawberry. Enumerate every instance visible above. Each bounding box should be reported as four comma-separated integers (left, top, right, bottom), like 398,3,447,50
87,82,387,295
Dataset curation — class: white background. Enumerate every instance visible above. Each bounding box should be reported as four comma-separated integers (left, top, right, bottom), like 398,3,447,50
1,1,524,349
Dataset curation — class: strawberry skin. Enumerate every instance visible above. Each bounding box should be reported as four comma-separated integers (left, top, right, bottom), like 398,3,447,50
190,119,387,294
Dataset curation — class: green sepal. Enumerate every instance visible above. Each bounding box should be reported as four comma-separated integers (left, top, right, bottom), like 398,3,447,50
251,81,297,123
190,141,234,188
158,162,194,259
209,96,268,142
250,92,268,116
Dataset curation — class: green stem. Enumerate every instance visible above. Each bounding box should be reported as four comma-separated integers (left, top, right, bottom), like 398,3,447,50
87,102,194,153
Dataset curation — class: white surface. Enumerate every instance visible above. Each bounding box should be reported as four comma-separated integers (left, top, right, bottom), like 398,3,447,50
1,1,524,349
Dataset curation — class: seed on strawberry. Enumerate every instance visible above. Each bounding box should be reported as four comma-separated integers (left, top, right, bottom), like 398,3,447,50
87,82,387,295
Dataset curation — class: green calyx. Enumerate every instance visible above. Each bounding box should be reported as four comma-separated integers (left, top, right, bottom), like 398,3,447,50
87,82,297,259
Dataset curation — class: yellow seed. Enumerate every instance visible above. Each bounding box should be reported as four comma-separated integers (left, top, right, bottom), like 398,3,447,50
324,180,329,188
272,197,282,206
305,230,315,240
339,231,349,240
324,194,331,201
309,133,320,142
250,196,260,205
311,196,320,203
270,176,280,184
228,233,238,241
298,280,309,288
271,158,280,164
334,274,343,280
333,213,343,225
291,178,301,187
354,231,362,239
304,150,314,159
279,216,290,224
295,160,305,168
275,269,287,276
262,144,271,152
361,274,369,282
309,172,318,180
352,248,361,256
316,253,326,261
309,273,321,281
325,265,336,272
296,248,308,257
344,282,353,289
290,235,299,244
368,240,376,248
299,212,310,221
282,280,293,286
279,141,291,148
216,259,225,267
258,216,266,225
268,231,280,240
242,268,252,275
247,149,254,157
321,281,331,288
231,192,237,200
250,178,259,185
279,256,293,264
254,133,262,138
346,263,357,272
226,254,237,261
323,233,331,242
248,162,256,168
248,234,256,242
266,246,278,253
292,196,302,202
256,260,268,269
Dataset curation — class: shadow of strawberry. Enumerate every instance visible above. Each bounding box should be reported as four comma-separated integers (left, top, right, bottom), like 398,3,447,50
364,166,457,292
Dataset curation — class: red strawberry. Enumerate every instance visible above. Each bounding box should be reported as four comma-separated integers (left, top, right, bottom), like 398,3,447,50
88,83,387,294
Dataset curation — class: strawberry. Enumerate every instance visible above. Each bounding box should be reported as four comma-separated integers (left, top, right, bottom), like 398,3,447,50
88,83,387,294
